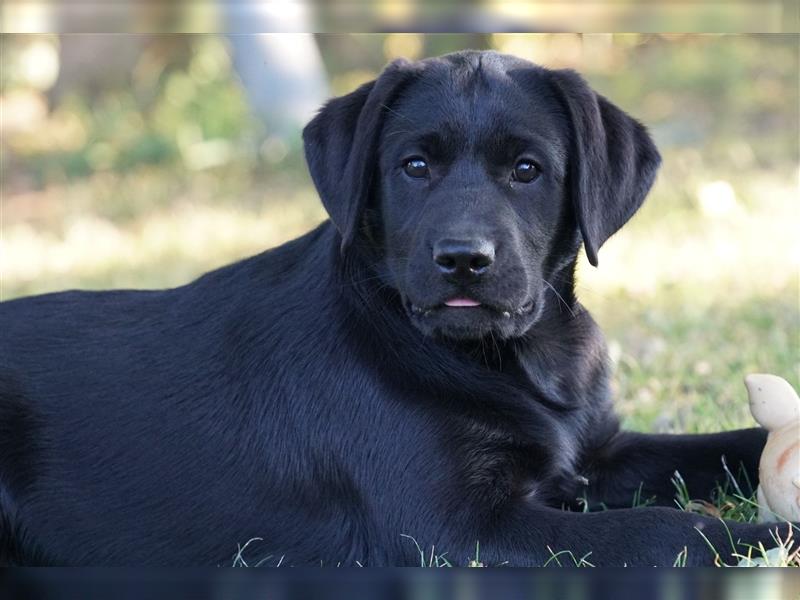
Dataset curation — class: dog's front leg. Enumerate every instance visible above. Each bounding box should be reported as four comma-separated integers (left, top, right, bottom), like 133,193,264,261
477,502,792,566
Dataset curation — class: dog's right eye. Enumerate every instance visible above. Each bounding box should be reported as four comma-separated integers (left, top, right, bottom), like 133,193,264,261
403,157,429,178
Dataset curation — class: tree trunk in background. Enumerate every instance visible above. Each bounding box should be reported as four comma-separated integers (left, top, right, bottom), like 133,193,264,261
223,3,329,139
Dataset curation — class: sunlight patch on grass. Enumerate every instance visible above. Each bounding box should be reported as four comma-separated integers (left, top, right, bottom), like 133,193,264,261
2,188,325,299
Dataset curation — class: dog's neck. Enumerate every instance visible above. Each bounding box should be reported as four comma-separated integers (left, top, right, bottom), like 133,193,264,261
336,237,605,410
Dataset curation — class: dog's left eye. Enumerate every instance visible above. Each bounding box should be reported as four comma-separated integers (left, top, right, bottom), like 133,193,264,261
403,157,429,178
512,160,541,183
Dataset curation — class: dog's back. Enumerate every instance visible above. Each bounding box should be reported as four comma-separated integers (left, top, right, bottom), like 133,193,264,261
0,223,364,565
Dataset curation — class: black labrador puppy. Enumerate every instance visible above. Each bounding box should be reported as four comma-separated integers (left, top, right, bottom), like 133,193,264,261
0,51,791,566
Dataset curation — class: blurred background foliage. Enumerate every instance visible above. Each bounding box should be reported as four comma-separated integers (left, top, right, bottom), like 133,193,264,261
1,33,798,433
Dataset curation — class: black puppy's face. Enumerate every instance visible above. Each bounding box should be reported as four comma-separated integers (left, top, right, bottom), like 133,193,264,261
377,63,571,340
303,51,661,342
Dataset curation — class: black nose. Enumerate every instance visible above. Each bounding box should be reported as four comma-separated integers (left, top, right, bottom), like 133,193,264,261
433,238,495,281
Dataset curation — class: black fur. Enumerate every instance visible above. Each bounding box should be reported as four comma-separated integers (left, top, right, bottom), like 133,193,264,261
0,51,791,566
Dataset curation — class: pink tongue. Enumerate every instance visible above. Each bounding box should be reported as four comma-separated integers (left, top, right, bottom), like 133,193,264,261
444,297,482,307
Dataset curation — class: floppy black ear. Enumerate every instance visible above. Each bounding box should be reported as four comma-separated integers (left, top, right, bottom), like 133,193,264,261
548,69,661,267
303,59,416,252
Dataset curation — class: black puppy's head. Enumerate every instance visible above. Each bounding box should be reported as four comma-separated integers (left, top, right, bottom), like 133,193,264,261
303,51,660,341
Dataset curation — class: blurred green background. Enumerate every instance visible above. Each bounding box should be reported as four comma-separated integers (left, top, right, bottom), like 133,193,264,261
1,33,798,434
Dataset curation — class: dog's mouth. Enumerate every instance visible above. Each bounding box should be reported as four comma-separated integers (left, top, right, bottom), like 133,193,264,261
407,298,535,318
404,295,537,340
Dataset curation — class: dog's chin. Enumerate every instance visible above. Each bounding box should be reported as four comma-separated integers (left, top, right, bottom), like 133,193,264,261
405,299,540,341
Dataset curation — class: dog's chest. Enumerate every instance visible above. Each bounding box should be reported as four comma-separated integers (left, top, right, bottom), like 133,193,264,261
451,417,582,509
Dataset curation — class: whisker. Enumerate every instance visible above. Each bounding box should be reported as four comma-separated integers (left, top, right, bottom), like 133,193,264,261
489,330,502,371
542,278,576,318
